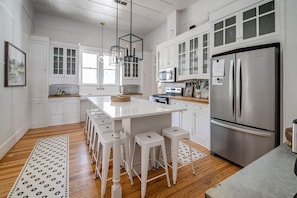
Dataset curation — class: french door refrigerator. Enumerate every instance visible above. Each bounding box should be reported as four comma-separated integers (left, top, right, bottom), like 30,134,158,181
210,43,280,167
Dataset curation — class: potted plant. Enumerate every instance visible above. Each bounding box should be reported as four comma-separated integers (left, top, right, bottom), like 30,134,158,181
190,79,201,98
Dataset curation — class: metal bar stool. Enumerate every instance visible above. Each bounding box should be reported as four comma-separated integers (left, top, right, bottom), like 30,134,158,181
84,109,103,135
88,116,111,153
131,131,171,198
95,131,134,198
91,123,113,164
162,127,195,185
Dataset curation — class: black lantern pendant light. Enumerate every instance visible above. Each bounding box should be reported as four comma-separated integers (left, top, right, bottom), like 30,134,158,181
109,1,125,66
119,0,143,62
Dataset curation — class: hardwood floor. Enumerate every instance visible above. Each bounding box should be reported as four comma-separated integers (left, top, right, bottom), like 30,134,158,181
0,123,240,198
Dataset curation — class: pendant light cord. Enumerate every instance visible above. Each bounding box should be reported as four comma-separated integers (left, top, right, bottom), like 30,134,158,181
130,0,132,56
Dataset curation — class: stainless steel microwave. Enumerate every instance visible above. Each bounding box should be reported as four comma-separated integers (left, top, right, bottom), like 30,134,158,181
159,68,176,82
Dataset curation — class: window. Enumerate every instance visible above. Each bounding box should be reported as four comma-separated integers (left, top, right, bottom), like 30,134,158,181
81,49,117,85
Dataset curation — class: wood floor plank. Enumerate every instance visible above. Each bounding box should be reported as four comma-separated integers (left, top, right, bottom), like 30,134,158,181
0,123,240,198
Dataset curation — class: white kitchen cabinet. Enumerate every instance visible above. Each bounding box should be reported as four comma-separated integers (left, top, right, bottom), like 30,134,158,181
170,99,210,149
49,41,78,84
29,36,49,128
176,31,210,81
157,44,176,70
48,97,80,126
121,57,141,85
210,0,280,51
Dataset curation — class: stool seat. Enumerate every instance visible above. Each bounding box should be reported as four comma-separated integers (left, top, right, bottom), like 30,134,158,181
131,131,171,198
162,127,195,185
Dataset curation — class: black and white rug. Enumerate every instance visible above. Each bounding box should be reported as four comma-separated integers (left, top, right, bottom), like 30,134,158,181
7,135,69,198
178,141,206,166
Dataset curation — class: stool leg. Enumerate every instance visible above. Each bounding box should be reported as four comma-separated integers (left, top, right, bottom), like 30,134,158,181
141,145,150,198
94,141,102,179
171,138,179,185
123,140,134,185
161,142,171,188
91,132,98,164
187,138,195,175
101,144,112,198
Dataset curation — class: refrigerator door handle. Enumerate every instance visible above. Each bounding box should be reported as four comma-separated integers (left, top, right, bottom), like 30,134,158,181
236,59,242,118
229,60,234,116
211,119,272,137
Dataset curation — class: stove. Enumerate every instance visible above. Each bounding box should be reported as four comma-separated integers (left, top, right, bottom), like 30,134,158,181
150,87,183,104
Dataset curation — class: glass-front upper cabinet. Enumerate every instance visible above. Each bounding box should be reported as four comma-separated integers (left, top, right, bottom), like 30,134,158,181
243,0,275,40
178,41,186,76
123,56,138,79
212,0,277,49
50,41,78,84
202,33,209,74
189,37,198,75
214,15,236,47
66,49,76,75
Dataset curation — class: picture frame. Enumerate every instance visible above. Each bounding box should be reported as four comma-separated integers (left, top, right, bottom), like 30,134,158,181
4,41,26,87
184,82,193,97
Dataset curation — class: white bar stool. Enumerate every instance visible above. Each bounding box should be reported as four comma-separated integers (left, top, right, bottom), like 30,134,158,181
84,109,103,135
95,131,134,198
91,123,113,164
88,117,111,153
86,113,109,145
162,127,195,185
131,131,171,198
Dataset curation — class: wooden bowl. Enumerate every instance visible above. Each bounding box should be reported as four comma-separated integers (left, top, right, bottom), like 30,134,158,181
111,95,131,102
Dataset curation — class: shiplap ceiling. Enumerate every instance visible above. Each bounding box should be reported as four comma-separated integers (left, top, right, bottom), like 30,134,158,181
31,0,199,36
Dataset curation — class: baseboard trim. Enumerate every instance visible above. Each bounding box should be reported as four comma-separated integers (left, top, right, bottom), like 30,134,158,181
0,122,30,160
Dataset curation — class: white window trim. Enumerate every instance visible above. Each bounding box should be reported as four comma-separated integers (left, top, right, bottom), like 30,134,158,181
79,45,120,86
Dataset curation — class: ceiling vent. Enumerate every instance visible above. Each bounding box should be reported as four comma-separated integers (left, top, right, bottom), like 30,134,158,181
114,0,127,6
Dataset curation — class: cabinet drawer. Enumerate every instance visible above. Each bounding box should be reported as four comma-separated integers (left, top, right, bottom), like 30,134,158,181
48,102,64,114
193,104,209,115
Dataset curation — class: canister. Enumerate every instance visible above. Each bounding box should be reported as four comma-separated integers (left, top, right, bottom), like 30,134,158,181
292,119,297,153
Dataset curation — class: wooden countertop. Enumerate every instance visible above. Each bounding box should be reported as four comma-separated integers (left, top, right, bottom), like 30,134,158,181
169,96,209,104
48,94,80,98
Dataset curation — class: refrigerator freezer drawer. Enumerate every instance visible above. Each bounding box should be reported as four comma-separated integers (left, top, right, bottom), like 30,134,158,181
210,119,276,167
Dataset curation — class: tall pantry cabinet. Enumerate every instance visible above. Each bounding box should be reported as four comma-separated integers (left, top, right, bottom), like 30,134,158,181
29,36,49,128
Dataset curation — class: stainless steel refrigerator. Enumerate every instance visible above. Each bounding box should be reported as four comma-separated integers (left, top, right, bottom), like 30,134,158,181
210,43,280,167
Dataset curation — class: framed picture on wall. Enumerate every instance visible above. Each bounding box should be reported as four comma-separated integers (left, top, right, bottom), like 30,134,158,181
4,41,26,87
184,83,193,97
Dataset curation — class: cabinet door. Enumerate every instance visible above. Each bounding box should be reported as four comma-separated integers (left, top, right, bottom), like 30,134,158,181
192,104,210,149
189,37,199,75
53,47,64,75
177,41,186,76
214,15,236,47
66,48,76,76
202,33,209,75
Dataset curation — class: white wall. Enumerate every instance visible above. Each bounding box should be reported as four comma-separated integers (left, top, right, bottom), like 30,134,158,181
283,0,297,135
0,0,34,159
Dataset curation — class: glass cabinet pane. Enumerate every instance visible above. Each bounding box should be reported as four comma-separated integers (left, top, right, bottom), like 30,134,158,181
243,19,257,39
214,21,223,31
243,8,256,20
259,13,275,35
225,16,236,27
214,30,223,47
259,1,274,15
225,26,236,44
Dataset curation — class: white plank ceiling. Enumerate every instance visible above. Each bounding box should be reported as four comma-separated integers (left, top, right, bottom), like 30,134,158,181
31,0,199,36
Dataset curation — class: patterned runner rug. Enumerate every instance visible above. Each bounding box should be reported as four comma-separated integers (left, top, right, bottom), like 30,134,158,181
178,141,206,166
7,135,69,198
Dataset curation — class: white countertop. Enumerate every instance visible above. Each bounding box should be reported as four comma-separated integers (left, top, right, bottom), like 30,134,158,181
88,96,186,120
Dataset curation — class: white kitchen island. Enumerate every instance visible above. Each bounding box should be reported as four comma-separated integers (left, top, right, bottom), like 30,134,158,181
88,96,186,198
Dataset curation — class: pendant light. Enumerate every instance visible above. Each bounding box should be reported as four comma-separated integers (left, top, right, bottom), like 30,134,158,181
109,1,125,66
98,22,105,63
119,0,143,61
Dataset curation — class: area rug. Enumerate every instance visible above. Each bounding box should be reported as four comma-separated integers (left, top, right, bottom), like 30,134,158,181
178,141,206,166
7,135,69,198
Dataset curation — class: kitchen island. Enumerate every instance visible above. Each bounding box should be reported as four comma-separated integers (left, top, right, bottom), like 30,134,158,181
205,144,297,198
88,96,186,198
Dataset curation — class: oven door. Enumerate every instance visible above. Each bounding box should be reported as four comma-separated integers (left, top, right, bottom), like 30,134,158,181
149,96,168,104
